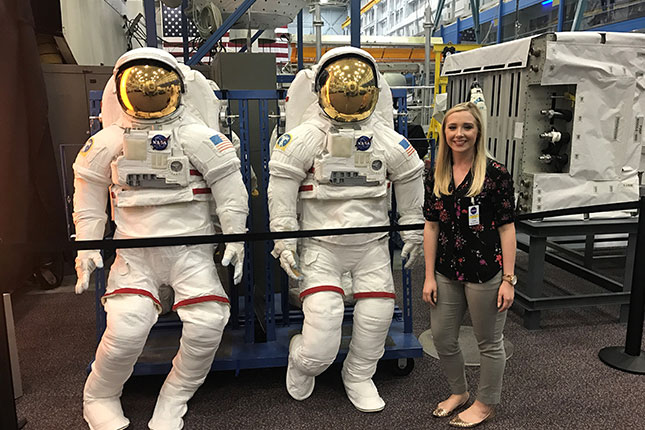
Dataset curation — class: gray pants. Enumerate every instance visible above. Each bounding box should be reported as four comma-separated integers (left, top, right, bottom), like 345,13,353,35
430,271,507,405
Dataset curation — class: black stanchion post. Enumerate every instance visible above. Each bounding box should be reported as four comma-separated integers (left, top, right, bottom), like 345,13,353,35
1,293,18,429
598,194,645,374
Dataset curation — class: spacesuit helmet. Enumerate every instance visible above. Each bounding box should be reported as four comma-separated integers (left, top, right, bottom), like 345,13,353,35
314,47,380,123
113,47,185,120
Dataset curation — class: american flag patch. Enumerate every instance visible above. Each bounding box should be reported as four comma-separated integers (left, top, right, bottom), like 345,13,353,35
209,135,234,152
398,138,416,157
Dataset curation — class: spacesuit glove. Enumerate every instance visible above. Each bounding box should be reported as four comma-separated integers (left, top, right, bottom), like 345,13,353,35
221,242,245,285
271,239,302,280
400,242,423,270
279,250,303,280
74,250,103,294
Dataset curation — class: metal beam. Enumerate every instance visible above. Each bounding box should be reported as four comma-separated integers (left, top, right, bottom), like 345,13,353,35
239,30,264,53
186,0,258,65
351,0,360,48
469,0,481,43
557,0,565,31
144,0,158,47
572,0,587,31
423,5,433,126
497,0,503,43
297,9,304,70
516,240,624,293
314,2,323,62
433,0,447,31
514,290,630,311
181,0,189,63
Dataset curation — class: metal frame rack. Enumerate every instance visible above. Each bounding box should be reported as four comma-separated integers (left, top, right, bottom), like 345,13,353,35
83,87,422,375
515,218,637,330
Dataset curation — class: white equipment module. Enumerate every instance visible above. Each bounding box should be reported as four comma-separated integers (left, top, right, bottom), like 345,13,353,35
442,32,645,214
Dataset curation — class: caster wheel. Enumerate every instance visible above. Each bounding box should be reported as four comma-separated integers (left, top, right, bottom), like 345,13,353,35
390,357,414,376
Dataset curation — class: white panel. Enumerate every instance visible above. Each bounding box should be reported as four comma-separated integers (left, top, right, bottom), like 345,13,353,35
531,173,639,213
61,0,133,65
542,37,643,180
442,36,534,76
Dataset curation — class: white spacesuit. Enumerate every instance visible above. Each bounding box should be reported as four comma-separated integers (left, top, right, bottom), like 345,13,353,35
72,48,248,430
268,47,424,412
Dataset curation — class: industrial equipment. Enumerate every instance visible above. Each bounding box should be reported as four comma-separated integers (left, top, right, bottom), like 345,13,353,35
442,32,645,214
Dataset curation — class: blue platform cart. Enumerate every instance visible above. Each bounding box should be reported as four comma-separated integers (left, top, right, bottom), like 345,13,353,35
81,86,422,376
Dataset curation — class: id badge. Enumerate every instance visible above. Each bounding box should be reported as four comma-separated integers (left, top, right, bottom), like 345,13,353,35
468,204,480,226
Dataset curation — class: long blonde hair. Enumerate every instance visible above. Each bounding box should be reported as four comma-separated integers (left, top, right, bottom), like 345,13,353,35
433,101,488,198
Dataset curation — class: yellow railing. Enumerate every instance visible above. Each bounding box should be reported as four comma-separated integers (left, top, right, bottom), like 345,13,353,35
341,0,382,29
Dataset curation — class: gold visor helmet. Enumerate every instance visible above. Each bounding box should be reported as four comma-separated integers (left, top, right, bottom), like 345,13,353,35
315,54,379,123
115,60,183,120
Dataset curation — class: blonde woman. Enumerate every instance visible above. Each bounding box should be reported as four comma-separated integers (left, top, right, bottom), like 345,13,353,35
423,102,516,428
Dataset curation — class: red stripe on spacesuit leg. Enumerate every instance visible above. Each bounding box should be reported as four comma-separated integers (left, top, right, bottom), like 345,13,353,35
102,288,162,307
353,292,396,300
299,286,345,299
172,295,230,310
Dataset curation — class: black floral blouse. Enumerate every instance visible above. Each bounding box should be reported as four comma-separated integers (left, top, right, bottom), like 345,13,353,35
423,159,515,283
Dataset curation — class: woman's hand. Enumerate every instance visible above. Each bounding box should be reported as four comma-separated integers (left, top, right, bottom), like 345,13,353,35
497,281,514,312
423,276,438,306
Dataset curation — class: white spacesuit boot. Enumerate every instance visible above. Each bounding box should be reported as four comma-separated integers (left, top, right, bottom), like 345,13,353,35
148,301,230,430
287,291,345,400
341,298,394,413
83,295,159,430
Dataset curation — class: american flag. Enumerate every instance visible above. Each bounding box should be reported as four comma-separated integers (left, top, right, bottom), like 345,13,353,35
398,138,416,157
162,5,290,65
209,134,234,152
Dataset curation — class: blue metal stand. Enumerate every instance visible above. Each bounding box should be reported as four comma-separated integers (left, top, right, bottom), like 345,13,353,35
237,98,256,344
258,99,276,342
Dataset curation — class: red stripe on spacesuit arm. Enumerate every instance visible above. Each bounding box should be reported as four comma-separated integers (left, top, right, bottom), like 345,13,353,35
299,286,345,299
102,288,162,307
353,292,396,300
172,295,230,310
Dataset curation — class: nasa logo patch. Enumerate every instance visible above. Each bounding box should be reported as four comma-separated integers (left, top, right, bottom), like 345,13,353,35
356,135,372,151
150,134,169,151
81,138,94,154
470,206,478,215
275,133,292,151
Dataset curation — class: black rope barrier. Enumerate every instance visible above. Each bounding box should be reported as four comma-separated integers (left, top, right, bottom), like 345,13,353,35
70,223,425,251
1,199,639,253
66,199,637,251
